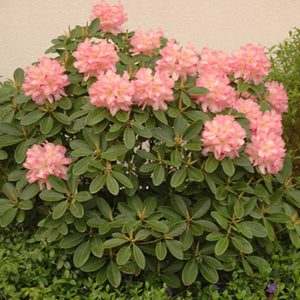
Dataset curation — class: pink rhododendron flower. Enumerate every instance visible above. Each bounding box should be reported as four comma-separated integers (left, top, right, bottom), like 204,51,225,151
23,142,72,190
192,71,237,113
73,38,120,81
90,0,127,35
233,98,262,126
201,115,247,160
249,109,283,135
155,39,199,81
198,47,233,76
265,81,288,114
22,57,70,105
245,131,285,174
88,70,134,116
130,28,164,56
132,68,175,110
231,44,271,84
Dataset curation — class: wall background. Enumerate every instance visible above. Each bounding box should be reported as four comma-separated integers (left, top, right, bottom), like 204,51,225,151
1,0,299,80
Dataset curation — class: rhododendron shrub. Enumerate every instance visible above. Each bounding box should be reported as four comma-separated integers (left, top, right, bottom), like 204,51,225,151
0,1,299,289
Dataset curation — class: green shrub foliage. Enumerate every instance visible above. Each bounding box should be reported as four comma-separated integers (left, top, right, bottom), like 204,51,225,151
0,3,299,289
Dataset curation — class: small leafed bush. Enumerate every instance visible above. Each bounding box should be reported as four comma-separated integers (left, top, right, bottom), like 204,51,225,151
0,0,299,289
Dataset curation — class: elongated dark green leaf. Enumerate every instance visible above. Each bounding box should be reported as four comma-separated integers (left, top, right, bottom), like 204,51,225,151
231,236,253,254
91,236,104,258
86,108,107,125
47,175,67,194
153,109,168,125
0,199,16,215
73,157,89,176
221,158,235,177
146,219,169,233
117,245,131,265
70,201,84,218
0,207,18,227
133,244,145,269
106,175,119,196
199,262,219,284
107,260,121,288
80,257,106,272
52,201,69,220
112,172,133,189
155,241,167,261
0,122,22,136
40,116,53,134
21,110,45,125
182,259,198,286
101,144,127,161
40,190,65,202
22,183,40,200
205,156,219,173
59,233,85,249
170,168,186,188
14,141,29,164
14,67,25,86
18,200,33,211
102,238,127,248
90,174,106,194
0,150,8,160
88,18,100,35
53,111,71,125
187,166,204,182
73,240,91,268
74,191,92,203
152,165,165,186
215,236,229,256
165,240,183,260
123,127,135,149
186,86,209,95
183,120,203,141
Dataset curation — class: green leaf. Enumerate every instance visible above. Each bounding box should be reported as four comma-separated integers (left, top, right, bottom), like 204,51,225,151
47,175,67,194
20,110,45,125
112,172,133,189
73,157,89,176
165,239,183,260
101,144,127,161
133,244,145,269
106,175,119,196
136,149,157,160
74,191,92,203
91,236,104,258
0,199,16,215
221,158,235,177
115,110,129,122
70,201,84,218
123,127,135,149
152,165,165,186
0,122,22,136
117,246,131,265
170,150,182,167
40,190,65,202
187,166,204,182
0,207,18,227
89,18,100,35
174,114,189,136
191,197,211,219
80,257,106,272
170,194,187,217
153,109,168,125
107,260,121,288
215,236,229,256
22,183,40,200
211,211,229,230
18,200,33,211
103,238,127,248
170,168,187,187
53,111,71,125
231,236,253,254
86,108,107,125
160,273,181,289
59,233,85,249
73,240,91,268
182,259,199,286
90,174,106,194
186,86,210,95
182,120,203,141
243,221,268,238
185,110,211,122
246,256,270,271
52,201,69,220
267,213,290,223
155,241,167,261
199,262,219,284
146,220,169,233
263,218,275,241
0,150,8,160
234,201,245,219
14,67,25,86
40,116,54,134
14,141,29,164
205,156,219,173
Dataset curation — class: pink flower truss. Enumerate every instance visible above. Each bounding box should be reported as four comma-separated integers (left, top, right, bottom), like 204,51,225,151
130,28,165,56
192,71,237,113
155,39,199,81
73,38,120,81
198,47,233,76
264,81,288,114
201,115,247,160
88,70,134,116
245,131,285,174
22,57,70,105
231,44,271,85
23,142,72,190
233,98,262,126
249,109,283,135
90,0,127,35
132,68,175,110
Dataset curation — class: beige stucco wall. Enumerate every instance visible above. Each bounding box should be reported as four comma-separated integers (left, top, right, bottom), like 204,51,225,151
1,0,299,80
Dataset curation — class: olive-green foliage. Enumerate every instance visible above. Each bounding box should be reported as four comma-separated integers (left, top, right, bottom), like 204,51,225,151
0,19,299,289
265,27,300,181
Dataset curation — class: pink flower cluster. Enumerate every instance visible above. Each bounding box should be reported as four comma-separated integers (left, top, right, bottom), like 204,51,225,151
90,0,127,35
201,115,247,161
155,39,199,81
133,68,175,110
130,28,164,56
73,38,120,81
88,70,134,116
23,142,72,190
231,44,271,84
22,57,70,105
193,71,237,113
264,81,288,114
